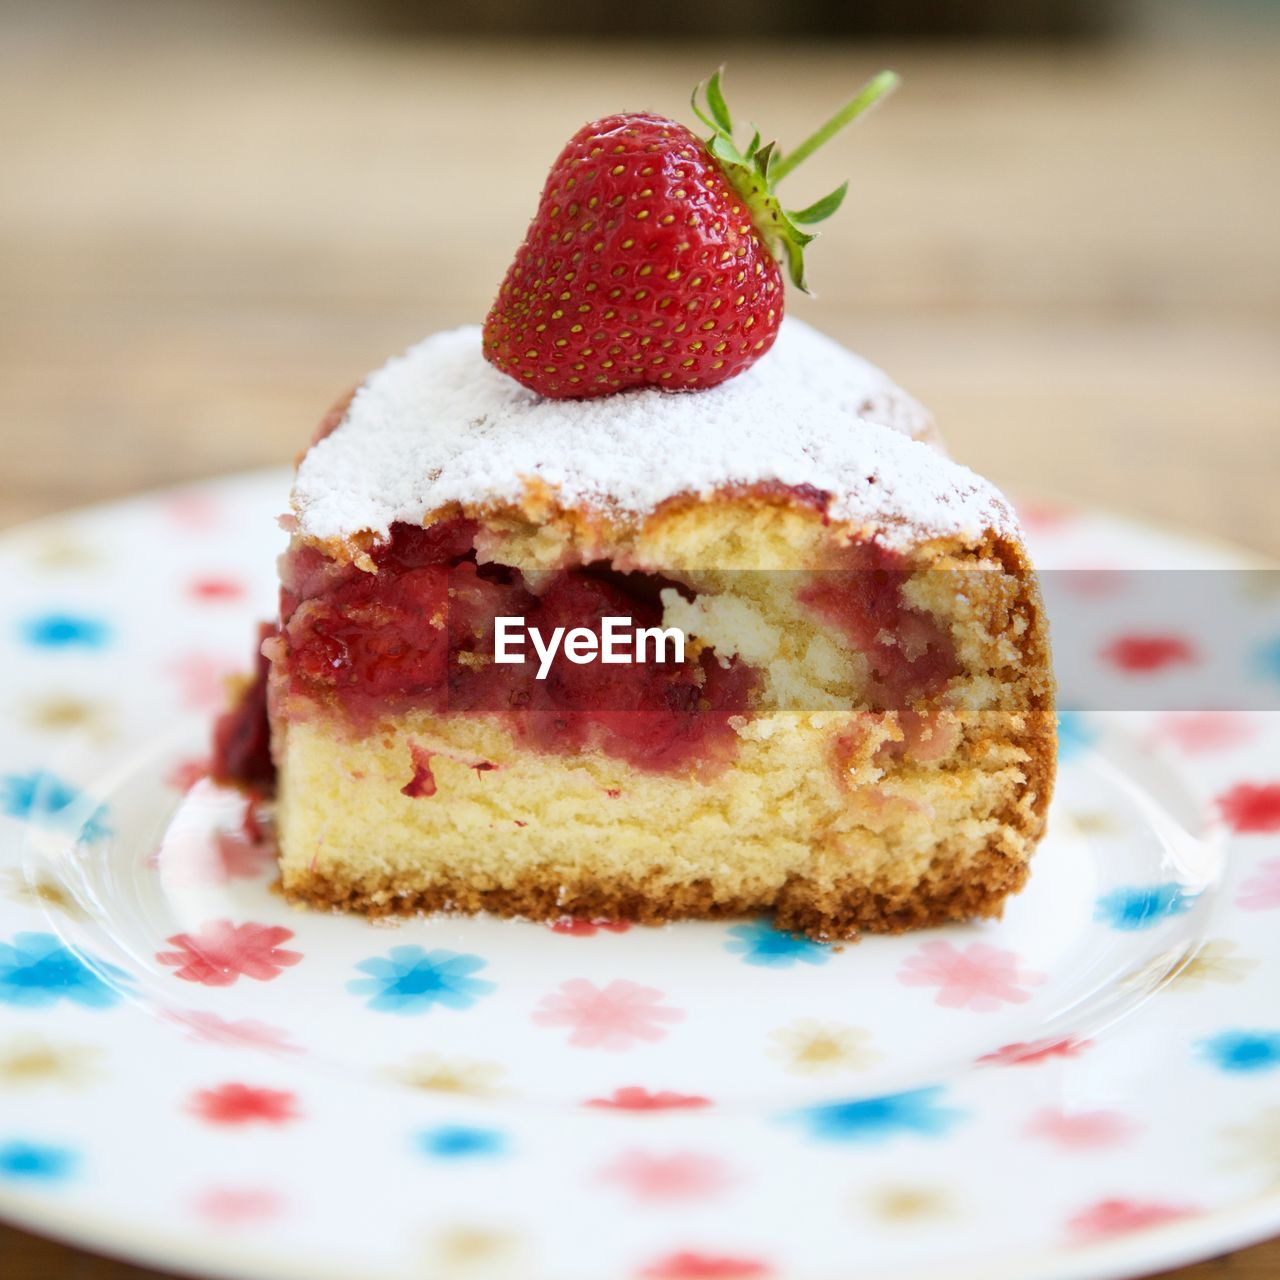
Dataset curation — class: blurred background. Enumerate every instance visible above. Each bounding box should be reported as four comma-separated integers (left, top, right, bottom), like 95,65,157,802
1,4,1278,1277
1,0,1277,556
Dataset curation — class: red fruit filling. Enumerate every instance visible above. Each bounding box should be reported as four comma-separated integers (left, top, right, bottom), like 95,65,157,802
798,552,958,707
400,742,438,798
275,521,758,776
215,520,962,789
210,622,276,790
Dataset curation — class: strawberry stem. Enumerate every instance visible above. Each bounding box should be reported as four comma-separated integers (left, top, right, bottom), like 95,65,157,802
771,71,900,184
690,66,899,293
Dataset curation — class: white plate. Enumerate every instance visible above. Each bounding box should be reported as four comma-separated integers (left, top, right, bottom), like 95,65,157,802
2,471,1279,1280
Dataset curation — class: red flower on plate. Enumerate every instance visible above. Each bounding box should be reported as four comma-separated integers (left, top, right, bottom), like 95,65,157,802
977,1036,1092,1067
898,941,1045,1012
188,1082,300,1126
640,1253,772,1278
600,1150,735,1202
1239,858,1280,911
156,920,302,986
193,1187,285,1226
549,917,632,936
188,575,246,602
533,979,683,1049
1015,502,1076,533
1217,781,1280,834
163,489,221,530
1025,1106,1139,1151
1060,569,1127,597
167,653,239,710
1067,1197,1196,1241
586,1086,712,1112
1152,712,1256,754
164,1009,303,1054
1101,634,1197,674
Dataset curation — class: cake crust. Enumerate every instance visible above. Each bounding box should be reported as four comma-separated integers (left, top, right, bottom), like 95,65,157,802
281,846,1032,939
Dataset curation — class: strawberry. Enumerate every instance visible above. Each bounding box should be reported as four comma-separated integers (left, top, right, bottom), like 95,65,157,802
483,69,898,400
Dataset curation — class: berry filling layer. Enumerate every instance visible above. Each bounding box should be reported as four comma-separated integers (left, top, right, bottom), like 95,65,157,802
214,519,963,788
274,520,758,775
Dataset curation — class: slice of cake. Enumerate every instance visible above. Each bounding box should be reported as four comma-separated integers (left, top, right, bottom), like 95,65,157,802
212,72,1055,938
214,315,1053,938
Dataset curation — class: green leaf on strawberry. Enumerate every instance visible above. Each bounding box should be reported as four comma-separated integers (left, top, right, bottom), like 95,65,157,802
691,67,898,294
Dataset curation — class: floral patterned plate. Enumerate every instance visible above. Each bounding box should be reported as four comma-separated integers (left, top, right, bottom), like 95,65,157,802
2,471,1279,1280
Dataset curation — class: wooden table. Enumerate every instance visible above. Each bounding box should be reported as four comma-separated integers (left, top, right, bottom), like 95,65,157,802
0,26,1276,1280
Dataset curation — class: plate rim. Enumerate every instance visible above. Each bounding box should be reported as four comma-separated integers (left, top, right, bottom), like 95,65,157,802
2,1174,1279,1280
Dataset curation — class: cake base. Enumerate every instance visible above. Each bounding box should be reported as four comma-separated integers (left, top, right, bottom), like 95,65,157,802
280,849,1031,940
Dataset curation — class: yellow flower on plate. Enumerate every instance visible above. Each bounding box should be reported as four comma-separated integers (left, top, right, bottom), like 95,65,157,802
1069,810,1126,836
0,1035,102,1088
1115,940,1254,994
1,869,91,920
866,1184,956,1222
30,533,101,570
23,695,114,740
768,1019,881,1075
1170,940,1259,991
387,1053,507,1098
1222,1106,1280,1184
419,1224,523,1278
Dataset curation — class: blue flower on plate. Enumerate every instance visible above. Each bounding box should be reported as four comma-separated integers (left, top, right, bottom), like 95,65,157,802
784,1086,966,1144
724,920,830,969
1197,1030,1280,1074
1094,883,1196,931
1057,712,1096,762
416,1125,507,1160
0,1140,78,1182
347,947,495,1014
0,771,110,840
18,612,111,650
1254,636,1280,685
0,933,124,1009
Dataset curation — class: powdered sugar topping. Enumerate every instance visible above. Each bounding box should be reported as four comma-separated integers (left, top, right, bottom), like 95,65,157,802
292,318,1016,551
